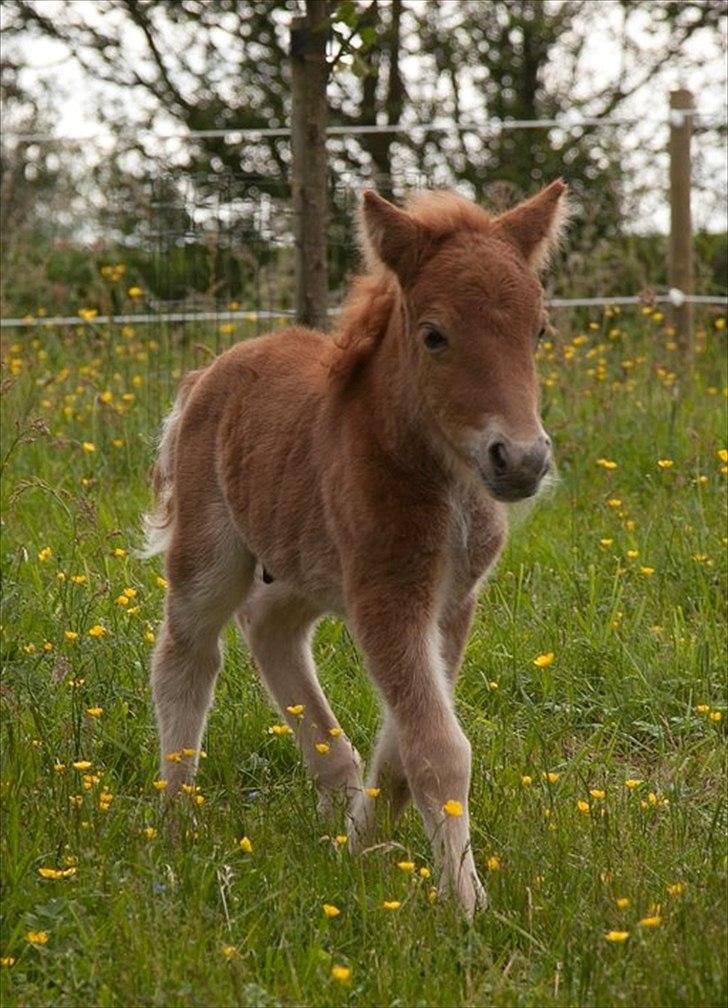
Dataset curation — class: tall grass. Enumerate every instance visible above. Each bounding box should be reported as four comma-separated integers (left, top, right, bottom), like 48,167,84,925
1,308,726,1007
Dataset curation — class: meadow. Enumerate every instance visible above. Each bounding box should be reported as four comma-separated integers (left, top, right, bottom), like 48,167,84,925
1,303,726,1007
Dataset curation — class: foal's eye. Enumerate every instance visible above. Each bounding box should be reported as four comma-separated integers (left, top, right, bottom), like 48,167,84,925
423,327,448,354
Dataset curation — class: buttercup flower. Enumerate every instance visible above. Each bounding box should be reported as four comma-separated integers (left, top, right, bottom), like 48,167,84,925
605,930,629,943
533,652,555,668
322,903,340,917
239,836,253,853
331,965,351,984
442,799,463,817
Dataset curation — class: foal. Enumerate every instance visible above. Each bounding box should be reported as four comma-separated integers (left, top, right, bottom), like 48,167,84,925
144,181,568,917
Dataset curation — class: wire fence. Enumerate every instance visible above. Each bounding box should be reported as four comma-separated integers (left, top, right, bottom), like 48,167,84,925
3,104,726,414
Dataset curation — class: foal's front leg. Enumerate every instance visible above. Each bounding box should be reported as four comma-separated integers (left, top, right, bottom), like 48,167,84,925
349,593,477,845
349,593,484,918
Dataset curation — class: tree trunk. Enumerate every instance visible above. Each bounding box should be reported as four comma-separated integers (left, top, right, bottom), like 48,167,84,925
291,0,330,331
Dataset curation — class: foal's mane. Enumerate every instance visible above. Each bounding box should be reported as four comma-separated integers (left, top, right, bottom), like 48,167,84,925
331,190,494,386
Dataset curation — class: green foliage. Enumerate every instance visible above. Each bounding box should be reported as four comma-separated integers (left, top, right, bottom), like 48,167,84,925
1,306,726,1006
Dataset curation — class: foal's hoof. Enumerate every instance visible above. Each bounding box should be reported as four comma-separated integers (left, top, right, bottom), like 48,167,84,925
461,873,488,921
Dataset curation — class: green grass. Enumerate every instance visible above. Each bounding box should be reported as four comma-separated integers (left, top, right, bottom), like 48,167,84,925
1,310,726,1007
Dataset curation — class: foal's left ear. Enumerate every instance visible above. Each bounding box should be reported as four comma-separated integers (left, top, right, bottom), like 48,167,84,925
360,190,425,286
494,179,569,271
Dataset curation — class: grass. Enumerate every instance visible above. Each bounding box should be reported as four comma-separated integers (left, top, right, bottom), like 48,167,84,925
1,307,726,1007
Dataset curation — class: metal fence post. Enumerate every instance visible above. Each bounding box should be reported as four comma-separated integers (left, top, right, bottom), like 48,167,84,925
668,89,694,357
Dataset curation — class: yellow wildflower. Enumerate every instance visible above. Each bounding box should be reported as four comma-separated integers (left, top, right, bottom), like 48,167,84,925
128,287,144,298
1,957,16,967
113,547,126,557
615,897,630,909
382,900,401,910
366,787,381,798
26,931,49,945
88,624,107,638
544,771,560,784
315,742,330,754
38,546,52,561
328,727,343,737
193,794,205,806
589,788,606,800
82,441,96,453
625,778,643,789
397,861,415,873
72,760,92,770
533,652,555,668
666,883,685,897
710,711,722,722
331,965,351,984
718,448,728,463
156,576,168,589
576,800,590,814
85,707,103,717
607,498,622,508
143,827,157,839
639,914,662,928
600,538,614,548
239,836,253,853
153,779,168,791
38,867,63,879
605,930,629,943
657,459,674,469
442,799,463,817
639,566,655,576
322,903,341,918
286,704,304,716
596,458,618,470
164,751,182,763
53,763,65,772
419,866,431,879
70,575,87,585
268,724,292,736
521,775,533,786
486,855,501,871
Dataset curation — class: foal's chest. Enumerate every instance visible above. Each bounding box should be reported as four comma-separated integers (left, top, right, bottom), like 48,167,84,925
447,487,507,596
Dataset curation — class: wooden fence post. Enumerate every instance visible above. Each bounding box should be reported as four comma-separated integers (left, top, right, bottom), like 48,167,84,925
668,88,694,356
291,0,330,331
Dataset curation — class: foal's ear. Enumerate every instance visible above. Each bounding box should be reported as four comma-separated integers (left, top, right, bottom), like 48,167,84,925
494,179,569,271
360,190,424,285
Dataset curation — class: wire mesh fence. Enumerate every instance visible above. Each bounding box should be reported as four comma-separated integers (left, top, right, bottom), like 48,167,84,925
2,105,726,426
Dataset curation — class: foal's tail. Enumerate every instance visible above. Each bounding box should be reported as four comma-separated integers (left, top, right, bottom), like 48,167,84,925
140,369,203,559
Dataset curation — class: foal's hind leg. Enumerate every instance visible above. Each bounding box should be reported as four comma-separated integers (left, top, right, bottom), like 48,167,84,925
238,581,363,813
152,513,254,793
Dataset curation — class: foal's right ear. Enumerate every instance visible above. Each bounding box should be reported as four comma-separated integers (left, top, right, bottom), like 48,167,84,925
360,190,424,286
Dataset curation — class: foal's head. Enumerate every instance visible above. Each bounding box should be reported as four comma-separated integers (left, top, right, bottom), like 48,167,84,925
361,182,568,501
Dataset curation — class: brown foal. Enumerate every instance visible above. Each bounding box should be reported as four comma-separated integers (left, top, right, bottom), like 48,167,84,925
143,180,568,917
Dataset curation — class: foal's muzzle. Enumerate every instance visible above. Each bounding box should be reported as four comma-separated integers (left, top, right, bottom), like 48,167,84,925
479,433,552,502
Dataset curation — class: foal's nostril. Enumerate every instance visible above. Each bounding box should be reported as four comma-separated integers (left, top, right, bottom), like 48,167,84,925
489,441,509,475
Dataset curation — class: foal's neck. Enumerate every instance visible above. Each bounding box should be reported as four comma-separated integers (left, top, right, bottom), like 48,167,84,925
364,287,448,481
